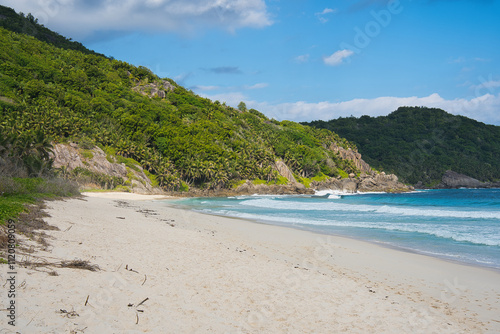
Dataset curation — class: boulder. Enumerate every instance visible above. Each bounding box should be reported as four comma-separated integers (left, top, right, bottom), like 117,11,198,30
50,143,162,194
274,159,298,184
438,170,484,189
341,179,358,193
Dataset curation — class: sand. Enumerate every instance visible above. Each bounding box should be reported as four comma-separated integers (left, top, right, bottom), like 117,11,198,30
2,192,500,333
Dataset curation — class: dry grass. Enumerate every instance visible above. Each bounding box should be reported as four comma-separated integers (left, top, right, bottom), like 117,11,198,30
60,259,100,271
19,258,100,272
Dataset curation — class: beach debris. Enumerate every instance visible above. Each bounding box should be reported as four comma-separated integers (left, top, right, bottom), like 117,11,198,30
84,295,89,306
136,297,149,308
70,327,88,334
60,259,99,272
161,219,176,227
116,217,125,219
142,274,147,286
128,297,149,325
58,309,79,318
114,200,132,208
137,209,158,217
125,264,139,273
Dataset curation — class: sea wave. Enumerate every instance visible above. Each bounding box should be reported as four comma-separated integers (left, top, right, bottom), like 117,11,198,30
240,198,500,220
201,208,500,247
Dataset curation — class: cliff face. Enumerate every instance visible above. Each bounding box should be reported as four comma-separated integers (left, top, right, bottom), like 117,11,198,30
311,172,411,193
50,143,411,195
330,143,372,174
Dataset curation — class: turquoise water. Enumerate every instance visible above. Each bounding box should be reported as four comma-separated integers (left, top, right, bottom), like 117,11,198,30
171,189,500,270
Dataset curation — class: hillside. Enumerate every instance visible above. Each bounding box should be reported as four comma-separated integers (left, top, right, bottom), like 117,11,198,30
0,5,103,56
304,107,500,186
0,7,407,195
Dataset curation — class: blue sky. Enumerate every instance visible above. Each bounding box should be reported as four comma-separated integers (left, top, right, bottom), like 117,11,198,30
4,0,500,124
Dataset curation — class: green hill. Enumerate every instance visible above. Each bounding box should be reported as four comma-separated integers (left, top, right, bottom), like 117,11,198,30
0,6,359,192
304,107,500,186
0,5,103,56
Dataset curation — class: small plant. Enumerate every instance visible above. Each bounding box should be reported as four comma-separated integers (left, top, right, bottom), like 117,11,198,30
78,137,95,150
252,179,266,185
80,149,94,160
114,185,130,192
231,179,247,189
337,169,349,179
143,170,159,187
178,181,189,192
296,176,311,188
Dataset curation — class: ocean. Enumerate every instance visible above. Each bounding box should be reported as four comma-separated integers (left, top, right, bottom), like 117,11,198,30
171,189,500,270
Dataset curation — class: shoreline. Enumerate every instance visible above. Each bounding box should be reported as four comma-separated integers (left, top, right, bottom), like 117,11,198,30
8,192,500,333
168,192,500,274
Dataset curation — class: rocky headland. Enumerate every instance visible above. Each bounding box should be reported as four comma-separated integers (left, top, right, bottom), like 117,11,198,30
51,143,413,197
431,170,500,189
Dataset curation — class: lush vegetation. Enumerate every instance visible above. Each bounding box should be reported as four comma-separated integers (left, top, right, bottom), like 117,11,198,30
0,7,360,193
304,107,500,186
0,177,79,223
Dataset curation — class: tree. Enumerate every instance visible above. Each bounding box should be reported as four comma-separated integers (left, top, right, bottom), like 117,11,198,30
237,101,247,112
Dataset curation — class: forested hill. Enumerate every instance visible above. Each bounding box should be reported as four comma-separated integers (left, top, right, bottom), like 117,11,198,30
0,5,103,56
304,107,500,186
0,9,363,192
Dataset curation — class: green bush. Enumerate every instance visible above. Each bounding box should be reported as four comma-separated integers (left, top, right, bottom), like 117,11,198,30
80,149,94,160
0,177,79,223
337,169,349,179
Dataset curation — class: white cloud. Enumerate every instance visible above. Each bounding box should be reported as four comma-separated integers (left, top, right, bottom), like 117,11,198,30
197,90,500,125
319,8,337,15
245,83,269,90
471,80,500,90
192,85,220,91
249,93,500,125
323,49,354,66
294,54,310,63
448,57,465,64
474,57,490,62
3,0,272,40
315,8,337,23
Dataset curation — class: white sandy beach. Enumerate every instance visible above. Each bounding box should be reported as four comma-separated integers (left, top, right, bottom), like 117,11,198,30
3,192,500,333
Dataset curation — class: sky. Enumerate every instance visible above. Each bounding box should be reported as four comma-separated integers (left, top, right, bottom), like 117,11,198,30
3,0,500,124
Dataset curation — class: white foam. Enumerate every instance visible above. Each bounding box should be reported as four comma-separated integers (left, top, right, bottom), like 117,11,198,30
206,206,500,247
328,194,342,199
314,189,356,196
215,208,500,247
240,198,500,220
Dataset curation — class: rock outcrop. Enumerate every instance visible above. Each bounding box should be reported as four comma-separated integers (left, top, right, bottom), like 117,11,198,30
330,143,372,174
132,79,175,99
234,181,313,196
436,170,500,189
51,143,163,194
312,172,412,193
273,159,306,189
50,144,411,196
438,170,483,188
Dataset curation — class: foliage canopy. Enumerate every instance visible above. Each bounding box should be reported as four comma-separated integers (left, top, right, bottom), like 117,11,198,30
304,107,500,185
0,9,358,191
